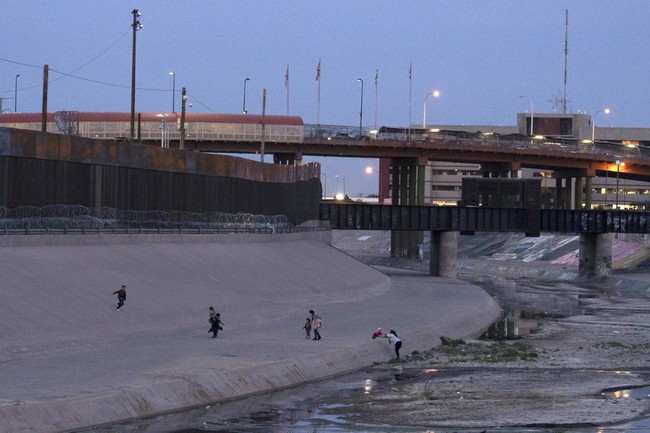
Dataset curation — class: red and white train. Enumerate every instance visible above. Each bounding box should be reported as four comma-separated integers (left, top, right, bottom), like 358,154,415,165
0,112,305,144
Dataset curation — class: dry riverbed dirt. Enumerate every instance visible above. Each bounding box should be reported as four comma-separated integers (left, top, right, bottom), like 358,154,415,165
316,277,650,431
312,231,650,431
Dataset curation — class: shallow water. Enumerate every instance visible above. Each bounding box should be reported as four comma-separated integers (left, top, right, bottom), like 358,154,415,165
78,276,650,433
82,367,650,433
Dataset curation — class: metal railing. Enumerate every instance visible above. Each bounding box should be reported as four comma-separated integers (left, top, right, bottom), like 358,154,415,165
303,124,650,163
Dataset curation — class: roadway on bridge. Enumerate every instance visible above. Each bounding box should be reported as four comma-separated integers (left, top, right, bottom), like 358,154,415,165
0,231,500,433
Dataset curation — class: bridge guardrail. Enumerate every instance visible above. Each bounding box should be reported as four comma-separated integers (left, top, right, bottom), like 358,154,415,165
303,124,650,163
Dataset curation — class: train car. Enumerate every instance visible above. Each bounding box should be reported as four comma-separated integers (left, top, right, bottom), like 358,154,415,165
0,112,305,144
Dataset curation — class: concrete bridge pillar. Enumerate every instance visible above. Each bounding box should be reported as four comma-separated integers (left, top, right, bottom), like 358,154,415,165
390,157,427,259
564,178,574,209
584,176,593,209
430,230,458,278
554,169,596,210
555,178,564,209
480,162,521,179
273,152,302,165
578,233,612,277
555,177,575,209
574,177,583,209
0,156,8,207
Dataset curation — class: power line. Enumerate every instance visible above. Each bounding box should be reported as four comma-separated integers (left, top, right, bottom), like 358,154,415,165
186,92,216,112
65,27,131,76
0,58,172,93
0,26,134,93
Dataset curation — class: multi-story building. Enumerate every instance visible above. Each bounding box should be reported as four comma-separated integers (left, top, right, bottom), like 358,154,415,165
378,112,650,210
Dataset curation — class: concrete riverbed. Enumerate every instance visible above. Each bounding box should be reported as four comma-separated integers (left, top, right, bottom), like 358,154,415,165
0,231,500,433
67,231,650,432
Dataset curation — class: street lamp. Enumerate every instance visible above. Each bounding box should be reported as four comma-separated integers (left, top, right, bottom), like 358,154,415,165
364,165,379,199
615,159,622,210
357,78,364,137
591,108,610,142
130,9,143,140
14,74,20,112
242,78,250,113
169,72,176,113
519,95,534,135
422,90,440,128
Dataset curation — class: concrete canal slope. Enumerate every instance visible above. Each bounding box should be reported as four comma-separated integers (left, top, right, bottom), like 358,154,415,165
0,231,501,433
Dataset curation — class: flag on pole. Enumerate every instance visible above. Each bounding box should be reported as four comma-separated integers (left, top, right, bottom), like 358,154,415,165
375,69,378,85
316,58,321,81
285,65,289,88
409,62,412,80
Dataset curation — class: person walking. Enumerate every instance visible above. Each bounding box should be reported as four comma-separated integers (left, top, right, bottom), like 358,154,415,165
309,309,322,340
303,318,312,339
386,329,402,359
208,307,223,338
113,285,127,310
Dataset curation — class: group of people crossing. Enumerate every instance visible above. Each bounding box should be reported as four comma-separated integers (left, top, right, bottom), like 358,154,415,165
112,287,401,359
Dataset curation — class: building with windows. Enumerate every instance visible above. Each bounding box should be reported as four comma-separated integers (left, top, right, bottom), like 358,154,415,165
378,112,650,210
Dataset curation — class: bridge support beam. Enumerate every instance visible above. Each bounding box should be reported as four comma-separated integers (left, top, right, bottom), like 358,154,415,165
574,177,583,209
578,233,612,277
273,152,302,165
554,169,596,210
430,230,458,278
390,157,427,259
480,162,521,178
585,176,593,209
0,156,8,207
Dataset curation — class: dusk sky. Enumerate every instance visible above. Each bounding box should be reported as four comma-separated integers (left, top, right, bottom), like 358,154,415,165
2,1,648,197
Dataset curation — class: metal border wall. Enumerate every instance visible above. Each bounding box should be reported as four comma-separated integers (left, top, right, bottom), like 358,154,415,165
0,128,321,225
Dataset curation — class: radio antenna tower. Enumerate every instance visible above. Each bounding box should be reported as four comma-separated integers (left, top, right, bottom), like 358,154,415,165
562,9,568,113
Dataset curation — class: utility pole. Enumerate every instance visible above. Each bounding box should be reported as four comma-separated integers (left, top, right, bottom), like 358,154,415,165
260,88,266,162
42,64,49,132
562,9,568,114
130,9,142,140
180,87,186,150
14,74,20,113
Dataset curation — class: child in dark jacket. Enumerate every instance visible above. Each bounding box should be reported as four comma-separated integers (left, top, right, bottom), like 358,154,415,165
303,318,312,339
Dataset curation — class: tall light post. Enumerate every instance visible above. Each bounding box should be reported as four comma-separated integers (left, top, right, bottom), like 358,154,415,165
14,74,20,112
242,78,250,114
591,108,610,141
357,78,364,137
130,9,142,140
422,90,440,128
334,175,346,200
169,71,176,113
615,159,622,210
519,95,534,135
